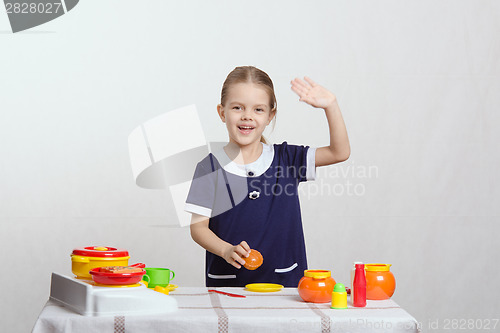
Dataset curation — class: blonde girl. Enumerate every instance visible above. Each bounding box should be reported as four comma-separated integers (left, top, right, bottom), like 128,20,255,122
186,66,350,287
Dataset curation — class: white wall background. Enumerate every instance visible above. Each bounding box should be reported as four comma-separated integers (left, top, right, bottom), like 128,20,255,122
1,0,499,332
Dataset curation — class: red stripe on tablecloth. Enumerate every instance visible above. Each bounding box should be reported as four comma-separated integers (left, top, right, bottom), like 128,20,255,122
208,289,228,333
114,316,125,333
173,292,293,297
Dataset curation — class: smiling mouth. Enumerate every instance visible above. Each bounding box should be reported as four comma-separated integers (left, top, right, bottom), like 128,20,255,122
238,126,255,134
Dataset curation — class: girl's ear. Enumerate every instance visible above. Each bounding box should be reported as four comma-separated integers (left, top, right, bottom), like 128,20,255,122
267,108,276,124
217,104,226,123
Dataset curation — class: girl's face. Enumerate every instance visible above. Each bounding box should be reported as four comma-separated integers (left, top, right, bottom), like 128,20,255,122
218,82,275,147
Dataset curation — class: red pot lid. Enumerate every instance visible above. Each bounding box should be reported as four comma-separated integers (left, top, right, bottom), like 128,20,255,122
72,246,129,258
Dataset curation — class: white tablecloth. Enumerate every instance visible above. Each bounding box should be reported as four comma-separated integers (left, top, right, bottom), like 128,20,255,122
33,287,420,333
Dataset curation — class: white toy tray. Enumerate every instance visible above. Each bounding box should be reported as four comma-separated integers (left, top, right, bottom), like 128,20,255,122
49,272,178,316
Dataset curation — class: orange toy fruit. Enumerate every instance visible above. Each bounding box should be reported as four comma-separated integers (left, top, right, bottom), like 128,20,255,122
297,270,336,303
243,249,263,270
365,264,396,300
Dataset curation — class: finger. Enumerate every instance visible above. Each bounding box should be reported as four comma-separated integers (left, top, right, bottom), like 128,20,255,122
292,77,310,90
301,96,315,105
236,244,250,258
226,250,242,268
304,76,318,87
290,84,305,97
232,252,246,266
240,241,251,253
290,79,305,91
230,258,242,269
292,80,311,96
298,93,314,103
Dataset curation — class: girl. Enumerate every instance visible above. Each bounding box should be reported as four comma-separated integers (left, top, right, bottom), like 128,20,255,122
185,66,350,287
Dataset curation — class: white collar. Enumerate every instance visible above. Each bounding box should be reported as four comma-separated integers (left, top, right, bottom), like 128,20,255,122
211,142,274,177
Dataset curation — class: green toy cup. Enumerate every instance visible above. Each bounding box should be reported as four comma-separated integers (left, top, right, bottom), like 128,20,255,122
143,268,175,288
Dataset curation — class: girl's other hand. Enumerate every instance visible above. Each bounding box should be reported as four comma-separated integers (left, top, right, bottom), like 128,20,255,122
291,77,337,109
222,241,251,269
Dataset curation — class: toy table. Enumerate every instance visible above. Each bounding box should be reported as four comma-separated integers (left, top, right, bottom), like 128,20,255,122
33,287,421,333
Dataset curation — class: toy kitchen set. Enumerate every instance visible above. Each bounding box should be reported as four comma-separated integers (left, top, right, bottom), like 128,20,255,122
49,246,178,316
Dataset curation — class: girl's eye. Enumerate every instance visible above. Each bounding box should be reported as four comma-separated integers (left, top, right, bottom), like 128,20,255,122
233,106,242,110
256,108,264,113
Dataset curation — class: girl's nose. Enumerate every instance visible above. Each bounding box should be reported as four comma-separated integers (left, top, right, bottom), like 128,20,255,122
241,111,253,120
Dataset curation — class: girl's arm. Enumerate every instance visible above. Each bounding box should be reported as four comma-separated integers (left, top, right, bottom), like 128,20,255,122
291,77,350,167
190,214,250,269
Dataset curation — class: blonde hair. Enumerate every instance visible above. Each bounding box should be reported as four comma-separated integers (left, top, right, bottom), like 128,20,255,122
220,66,277,144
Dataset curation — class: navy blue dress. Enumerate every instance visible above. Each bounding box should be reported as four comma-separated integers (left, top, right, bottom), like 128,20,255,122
185,142,315,287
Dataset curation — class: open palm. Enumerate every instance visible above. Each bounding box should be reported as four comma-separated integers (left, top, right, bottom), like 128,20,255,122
291,77,336,109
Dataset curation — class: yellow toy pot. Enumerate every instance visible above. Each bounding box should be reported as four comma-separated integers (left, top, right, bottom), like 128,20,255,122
71,246,130,279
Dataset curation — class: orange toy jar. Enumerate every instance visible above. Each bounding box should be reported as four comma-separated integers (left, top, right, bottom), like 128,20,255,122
298,270,336,303
365,264,396,300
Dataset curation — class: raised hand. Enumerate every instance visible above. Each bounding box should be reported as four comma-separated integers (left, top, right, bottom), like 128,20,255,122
291,77,337,109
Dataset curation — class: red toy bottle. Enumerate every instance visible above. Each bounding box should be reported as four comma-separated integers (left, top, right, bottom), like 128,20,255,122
353,263,366,307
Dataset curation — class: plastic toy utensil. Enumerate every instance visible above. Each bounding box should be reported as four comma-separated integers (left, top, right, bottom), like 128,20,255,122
208,289,246,298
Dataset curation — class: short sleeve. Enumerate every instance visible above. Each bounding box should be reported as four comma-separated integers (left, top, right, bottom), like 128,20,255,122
278,142,316,182
184,155,217,217
306,147,316,181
